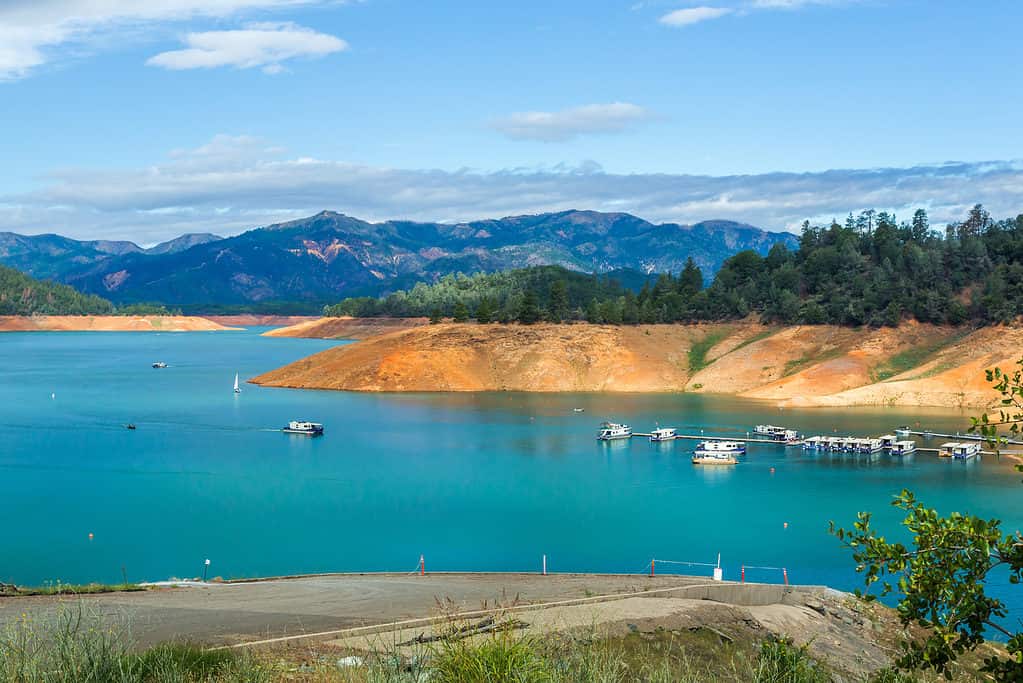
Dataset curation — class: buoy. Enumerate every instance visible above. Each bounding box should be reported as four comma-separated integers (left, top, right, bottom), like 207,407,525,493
783,522,789,530
51,393,55,400
769,467,775,474
88,532,94,540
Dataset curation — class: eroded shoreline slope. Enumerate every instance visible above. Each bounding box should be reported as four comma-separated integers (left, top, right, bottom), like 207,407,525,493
0,315,236,332
252,320,1023,408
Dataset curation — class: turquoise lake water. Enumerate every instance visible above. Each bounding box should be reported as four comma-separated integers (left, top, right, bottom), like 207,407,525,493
1,328,1021,618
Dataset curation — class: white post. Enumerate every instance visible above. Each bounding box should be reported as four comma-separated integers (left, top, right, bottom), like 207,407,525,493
712,553,723,582
542,554,547,576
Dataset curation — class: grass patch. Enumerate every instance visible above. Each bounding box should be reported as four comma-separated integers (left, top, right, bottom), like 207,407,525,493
0,602,268,683
688,329,732,373
870,330,972,383
781,347,845,378
727,327,780,356
4,582,146,596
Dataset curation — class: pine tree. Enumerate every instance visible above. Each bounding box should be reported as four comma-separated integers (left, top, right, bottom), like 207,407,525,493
475,298,493,324
429,307,443,324
517,290,541,324
547,279,569,322
452,300,469,323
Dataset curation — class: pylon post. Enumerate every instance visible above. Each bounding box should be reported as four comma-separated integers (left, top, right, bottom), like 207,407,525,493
649,559,655,577
741,565,745,583
419,554,425,576
782,567,788,586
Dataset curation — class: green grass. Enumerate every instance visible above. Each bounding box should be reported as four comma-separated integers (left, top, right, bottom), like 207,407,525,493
0,603,268,683
870,330,972,382
688,329,732,373
6,582,146,596
727,328,780,356
777,347,842,378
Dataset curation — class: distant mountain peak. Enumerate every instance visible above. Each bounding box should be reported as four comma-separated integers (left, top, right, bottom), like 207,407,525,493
0,209,797,309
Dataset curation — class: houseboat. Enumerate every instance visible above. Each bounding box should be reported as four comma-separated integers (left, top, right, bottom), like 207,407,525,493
282,420,324,436
649,427,677,442
694,440,746,456
692,452,737,465
597,422,633,441
852,438,885,453
879,435,898,449
890,440,917,455
754,425,800,443
951,442,981,460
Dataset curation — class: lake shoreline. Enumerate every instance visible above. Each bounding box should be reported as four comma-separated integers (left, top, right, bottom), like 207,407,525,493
0,315,237,333
252,320,1023,409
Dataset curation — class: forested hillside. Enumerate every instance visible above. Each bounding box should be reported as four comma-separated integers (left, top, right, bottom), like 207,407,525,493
0,264,173,316
326,205,1023,326
0,264,115,315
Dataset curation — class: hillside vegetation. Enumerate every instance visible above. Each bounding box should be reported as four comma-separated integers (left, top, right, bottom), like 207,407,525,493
0,264,115,315
0,264,176,318
326,205,1023,327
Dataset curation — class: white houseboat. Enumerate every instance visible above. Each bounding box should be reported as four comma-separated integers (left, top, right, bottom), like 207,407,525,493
694,440,746,456
282,420,324,436
692,452,737,465
649,427,677,442
597,422,633,441
879,435,898,449
890,440,917,455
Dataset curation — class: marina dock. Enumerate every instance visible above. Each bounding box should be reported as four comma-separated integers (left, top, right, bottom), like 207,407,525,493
896,428,1023,446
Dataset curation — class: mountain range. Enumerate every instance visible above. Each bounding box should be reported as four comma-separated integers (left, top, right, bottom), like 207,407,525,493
0,211,797,311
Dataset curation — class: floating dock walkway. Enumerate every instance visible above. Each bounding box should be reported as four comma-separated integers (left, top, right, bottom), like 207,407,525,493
896,428,1023,446
631,433,791,445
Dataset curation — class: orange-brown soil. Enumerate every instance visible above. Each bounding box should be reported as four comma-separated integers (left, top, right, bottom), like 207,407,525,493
252,321,1023,408
203,315,316,328
262,316,429,340
0,315,235,332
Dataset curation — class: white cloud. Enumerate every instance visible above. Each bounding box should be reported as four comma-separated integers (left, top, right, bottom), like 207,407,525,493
0,0,340,81
3,136,1023,242
659,7,734,26
147,22,346,73
492,103,653,143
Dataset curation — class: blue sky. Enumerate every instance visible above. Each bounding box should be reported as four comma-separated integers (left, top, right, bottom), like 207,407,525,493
2,0,1022,242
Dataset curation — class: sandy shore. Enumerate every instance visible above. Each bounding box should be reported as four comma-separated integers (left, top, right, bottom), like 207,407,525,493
252,321,1023,409
0,315,236,332
262,315,429,340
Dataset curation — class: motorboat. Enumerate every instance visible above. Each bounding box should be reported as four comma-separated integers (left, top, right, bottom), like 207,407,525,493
282,420,324,436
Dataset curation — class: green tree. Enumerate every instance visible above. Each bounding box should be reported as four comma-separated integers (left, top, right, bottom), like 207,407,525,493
475,297,494,324
547,279,569,322
832,362,1023,681
517,290,541,324
429,306,443,324
678,257,703,298
452,300,469,323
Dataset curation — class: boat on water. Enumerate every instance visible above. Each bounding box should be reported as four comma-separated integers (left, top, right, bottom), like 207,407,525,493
234,373,241,394
851,438,885,453
939,442,981,460
152,361,167,369
692,452,737,465
895,426,912,436
125,423,136,430
283,420,324,436
879,434,898,449
649,427,677,442
754,425,799,442
597,422,632,441
694,440,745,456
890,440,916,455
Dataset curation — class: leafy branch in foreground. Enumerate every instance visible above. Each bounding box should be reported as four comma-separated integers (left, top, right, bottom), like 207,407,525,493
832,358,1023,681
831,491,1023,679
971,359,1023,476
